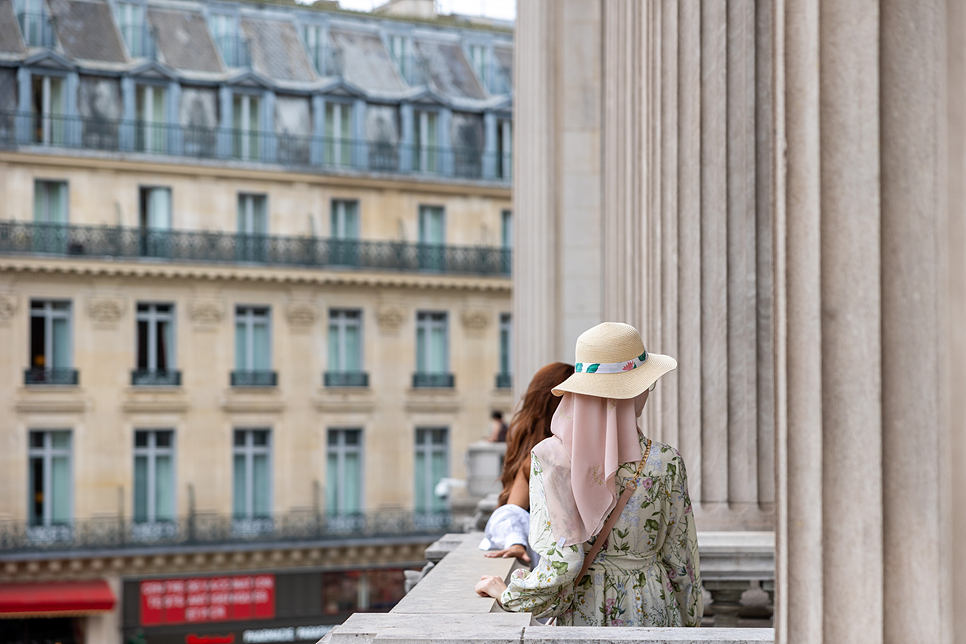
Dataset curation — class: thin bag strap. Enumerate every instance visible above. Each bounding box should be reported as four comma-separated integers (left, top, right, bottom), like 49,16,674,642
573,438,652,590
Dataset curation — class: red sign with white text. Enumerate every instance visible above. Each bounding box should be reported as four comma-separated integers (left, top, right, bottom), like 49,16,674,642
139,575,275,626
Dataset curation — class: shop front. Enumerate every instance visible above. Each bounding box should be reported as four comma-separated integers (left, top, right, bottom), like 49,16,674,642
0,579,117,644
122,568,413,644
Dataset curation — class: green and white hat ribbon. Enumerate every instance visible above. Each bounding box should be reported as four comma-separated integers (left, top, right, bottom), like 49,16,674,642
574,350,648,374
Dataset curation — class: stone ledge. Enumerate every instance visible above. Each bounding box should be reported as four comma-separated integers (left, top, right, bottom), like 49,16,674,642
697,532,774,581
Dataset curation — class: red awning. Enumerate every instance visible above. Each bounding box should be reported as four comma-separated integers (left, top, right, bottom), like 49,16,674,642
0,580,116,617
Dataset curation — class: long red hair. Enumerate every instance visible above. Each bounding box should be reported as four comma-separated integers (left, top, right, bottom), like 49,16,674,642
498,362,575,507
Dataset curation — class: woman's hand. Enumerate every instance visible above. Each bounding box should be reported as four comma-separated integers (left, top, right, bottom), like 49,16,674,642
475,575,508,599
483,544,531,563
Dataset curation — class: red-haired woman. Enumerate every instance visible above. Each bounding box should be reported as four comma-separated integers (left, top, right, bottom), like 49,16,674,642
479,362,575,564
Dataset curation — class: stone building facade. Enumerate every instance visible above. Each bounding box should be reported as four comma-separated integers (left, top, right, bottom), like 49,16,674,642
0,1,513,642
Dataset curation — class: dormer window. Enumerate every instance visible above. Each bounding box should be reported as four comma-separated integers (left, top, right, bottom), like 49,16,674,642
114,2,154,58
14,0,56,48
303,24,339,77
31,74,65,145
212,14,249,68
468,44,487,86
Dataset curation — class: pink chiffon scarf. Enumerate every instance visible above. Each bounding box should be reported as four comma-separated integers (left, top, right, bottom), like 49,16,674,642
531,392,646,547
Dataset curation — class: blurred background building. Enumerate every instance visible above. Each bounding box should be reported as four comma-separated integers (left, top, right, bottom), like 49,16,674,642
0,0,513,641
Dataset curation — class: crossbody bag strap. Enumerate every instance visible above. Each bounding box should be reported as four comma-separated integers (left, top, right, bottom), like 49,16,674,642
573,438,652,590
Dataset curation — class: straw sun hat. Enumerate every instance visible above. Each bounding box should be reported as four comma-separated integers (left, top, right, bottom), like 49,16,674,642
551,322,678,399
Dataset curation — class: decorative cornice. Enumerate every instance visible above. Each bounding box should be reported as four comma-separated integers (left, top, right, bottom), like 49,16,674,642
0,258,511,294
15,394,88,414
87,296,125,327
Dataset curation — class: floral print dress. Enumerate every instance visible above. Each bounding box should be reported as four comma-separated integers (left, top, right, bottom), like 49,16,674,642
499,433,703,627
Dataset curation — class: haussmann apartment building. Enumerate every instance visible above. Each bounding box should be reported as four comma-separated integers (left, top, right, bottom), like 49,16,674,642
0,0,514,641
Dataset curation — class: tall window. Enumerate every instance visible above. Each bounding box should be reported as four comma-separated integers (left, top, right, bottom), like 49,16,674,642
28,300,72,384
326,428,362,516
302,24,338,76
139,187,171,257
211,14,247,67
389,34,419,83
135,303,175,385
330,199,359,266
414,428,448,513
136,85,166,153
418,205,445,271
28,430,71,526
133,430,174,523
496,118,512,179
237,193,267,262
232,94,261,160
15,0,55,47
499,313,511,385
324,102,352,167
114,2,144,56
415,311,448,387
234,306,272,385
413,110,438,173
233,429,271,520
31,74,65,145
33,180,68,253
469,44,487,86
501,209,512,274
328,309,362,373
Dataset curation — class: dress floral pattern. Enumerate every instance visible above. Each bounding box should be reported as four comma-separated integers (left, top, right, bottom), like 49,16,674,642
500,433,702,627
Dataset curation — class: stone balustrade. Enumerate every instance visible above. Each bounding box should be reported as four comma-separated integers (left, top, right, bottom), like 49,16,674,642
321,532,774,644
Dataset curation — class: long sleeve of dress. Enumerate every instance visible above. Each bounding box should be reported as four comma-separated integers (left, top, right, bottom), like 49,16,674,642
499,452,583,619
659,450,703,626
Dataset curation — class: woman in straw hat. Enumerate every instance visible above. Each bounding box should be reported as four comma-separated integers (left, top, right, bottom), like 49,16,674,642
474,323,702,627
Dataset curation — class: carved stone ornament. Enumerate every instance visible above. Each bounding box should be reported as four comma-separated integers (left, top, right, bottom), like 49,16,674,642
189,300,224,327
0,293,18,325
88,297,125,326
377,305,405,332
286,302,317,329
461,309,490,331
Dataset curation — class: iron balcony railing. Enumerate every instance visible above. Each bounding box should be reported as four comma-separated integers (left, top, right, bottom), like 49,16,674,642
0,222,512,277
131,369,181,386
24,367,79,385
412,372,454,388
495,373,512,389
0,509,454,555
230,370,278,387
0,111,513,183
324,371,369,387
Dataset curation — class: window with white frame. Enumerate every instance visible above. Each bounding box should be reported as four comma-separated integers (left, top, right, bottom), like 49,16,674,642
324,102,352,167
136,303,174,375
469,44,487,85
233,429,271,519
28,430,72,526
237,193,267,261
302,24,337,76
139,186,171,257
418,205,444,245
133,430,175,523
328,309,362,373
114,2,150,57
330,199,359,239
496,118,512,179
501,210,512,249
211,14,245,67
15,0,54,47
232,93,261,160
414,427,448,512
389,34,411,82
326,428,362,515
136,84,166,153
413,110,438,172
416,311,447,374
29,300,71,375
499,313,511,377
33,180,68,253
235,306,271,372
30,74,65,145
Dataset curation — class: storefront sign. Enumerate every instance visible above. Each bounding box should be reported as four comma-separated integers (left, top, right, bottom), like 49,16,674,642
241,626,333,643
140,575,275,626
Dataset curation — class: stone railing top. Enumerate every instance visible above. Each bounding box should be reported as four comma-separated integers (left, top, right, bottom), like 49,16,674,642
319,533,774,644
696,532,775,581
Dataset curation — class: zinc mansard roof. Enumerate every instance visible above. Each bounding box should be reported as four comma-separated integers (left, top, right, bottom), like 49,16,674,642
1,0,513,110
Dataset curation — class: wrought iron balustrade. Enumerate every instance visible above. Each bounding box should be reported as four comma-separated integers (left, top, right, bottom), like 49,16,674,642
324,371,369,387
0,111,511,183
412,372,455,388
24,367,79,385
230,370,278,387
0,509,454,555
0,221,511,277
131,369,181,386
495,373,512,389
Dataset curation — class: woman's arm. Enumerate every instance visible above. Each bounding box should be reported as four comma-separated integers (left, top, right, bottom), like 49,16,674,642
659,449,703,627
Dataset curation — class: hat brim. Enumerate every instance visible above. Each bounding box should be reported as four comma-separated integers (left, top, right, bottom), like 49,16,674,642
551,352,678,399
